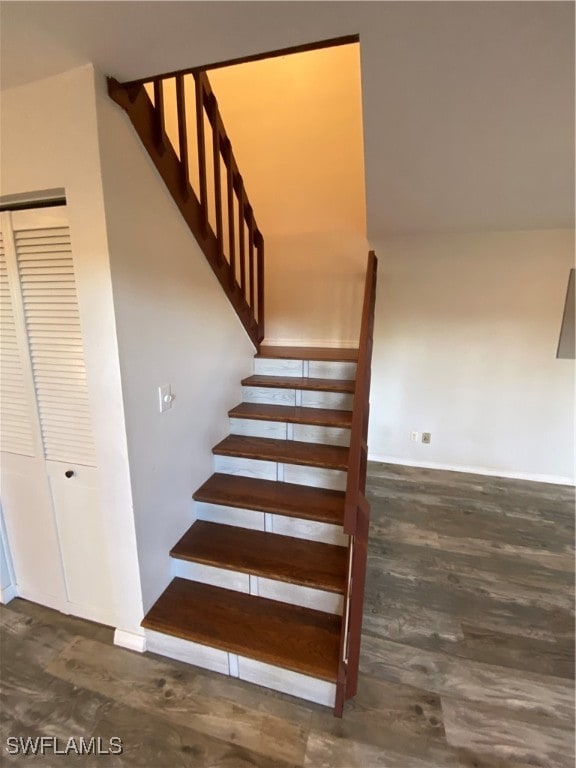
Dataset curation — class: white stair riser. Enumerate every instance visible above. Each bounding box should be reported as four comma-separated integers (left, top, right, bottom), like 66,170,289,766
171,558,343,615
243,386,354,410
145,629,336,707
293,423,350,447
243,386,296,406
254,358,357,380
172,559,249,593
237,656,336,707
214,455,276,481
229,418,350,447
284,462,347,491
195,501,347,546
302,390,354,410
214,455,347,491
253,358,304,377
269,514,348,546
309,361,357,380
229,418,286,440
195,501,265,531
146,629,229,675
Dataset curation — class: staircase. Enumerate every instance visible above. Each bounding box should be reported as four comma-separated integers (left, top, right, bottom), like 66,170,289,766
142,345,358,709
108,65,377,715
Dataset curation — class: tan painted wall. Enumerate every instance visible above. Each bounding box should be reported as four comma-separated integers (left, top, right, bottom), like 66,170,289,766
207,44,368,345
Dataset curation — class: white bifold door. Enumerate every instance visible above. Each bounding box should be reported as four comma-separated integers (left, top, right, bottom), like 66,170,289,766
0,205,115,626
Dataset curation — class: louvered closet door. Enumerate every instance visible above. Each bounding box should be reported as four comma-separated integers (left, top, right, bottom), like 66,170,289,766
0,231,35,457
0,207,114,625
0,211,68,606
13,214,96,467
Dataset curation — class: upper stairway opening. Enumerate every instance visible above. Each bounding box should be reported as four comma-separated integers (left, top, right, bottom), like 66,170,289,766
108,37,367,351
206,43,368,347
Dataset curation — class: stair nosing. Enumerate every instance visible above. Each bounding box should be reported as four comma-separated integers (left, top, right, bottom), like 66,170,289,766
213,435,349,471
256,345,359,363
241,374,355,394
228,402,353,428
193,474,345,526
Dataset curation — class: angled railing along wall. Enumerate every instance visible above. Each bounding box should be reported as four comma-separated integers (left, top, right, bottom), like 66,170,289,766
108,71,265,348
335,250,377,716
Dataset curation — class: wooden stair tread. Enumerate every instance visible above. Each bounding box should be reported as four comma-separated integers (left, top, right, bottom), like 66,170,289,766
142,578,341,682
229,402,352,428
257,346,358,362
193,473,345,525
213,435,349,470
242,375,355,393
171,521,347,593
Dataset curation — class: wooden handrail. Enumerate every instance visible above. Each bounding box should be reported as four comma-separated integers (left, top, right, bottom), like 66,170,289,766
344,251,377,533
107,70,264,348
334,251,378,717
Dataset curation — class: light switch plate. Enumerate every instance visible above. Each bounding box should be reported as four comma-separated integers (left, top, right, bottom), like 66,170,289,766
159,384,174,413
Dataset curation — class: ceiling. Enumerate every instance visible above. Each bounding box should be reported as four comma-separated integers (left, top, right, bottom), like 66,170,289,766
1,1,573,236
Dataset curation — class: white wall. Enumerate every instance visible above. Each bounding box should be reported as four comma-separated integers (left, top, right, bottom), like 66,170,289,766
94,73,256,611
369,230,574,484
0,65,144,632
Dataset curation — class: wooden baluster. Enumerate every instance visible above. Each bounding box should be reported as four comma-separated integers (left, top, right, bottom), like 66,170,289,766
194,73,208,236
175,75,190,199
153,79,166,154
226,144,236,289
256,231,265,341
212,107,223,263
248,208,255,310
107,69,267,351
238,184,247,300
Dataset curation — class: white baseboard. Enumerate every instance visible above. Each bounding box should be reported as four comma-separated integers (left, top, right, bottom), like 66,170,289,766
0,584,18,604
368,454,575,487
262,338,358,349
114,628,147,653
17,587,67,613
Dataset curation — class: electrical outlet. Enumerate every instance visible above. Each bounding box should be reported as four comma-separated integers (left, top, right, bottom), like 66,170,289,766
410,431,419,442
422,432,431,444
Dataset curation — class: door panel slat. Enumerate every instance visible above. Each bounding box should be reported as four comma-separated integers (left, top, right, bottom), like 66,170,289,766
0,242,35,456
14,226,96,467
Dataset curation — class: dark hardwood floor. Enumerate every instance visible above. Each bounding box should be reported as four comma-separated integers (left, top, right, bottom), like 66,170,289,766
1,463,573,767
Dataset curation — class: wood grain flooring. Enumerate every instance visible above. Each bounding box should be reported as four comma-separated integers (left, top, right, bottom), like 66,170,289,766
1,462,573,767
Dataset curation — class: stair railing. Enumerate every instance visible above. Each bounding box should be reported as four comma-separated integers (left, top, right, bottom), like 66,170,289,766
334,250,378,717
108,71,264,348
